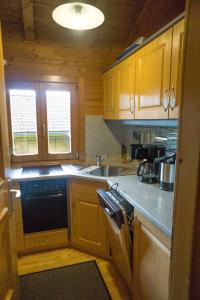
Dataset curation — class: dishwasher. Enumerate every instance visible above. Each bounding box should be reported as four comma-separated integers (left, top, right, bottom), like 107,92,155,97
97,184,134,290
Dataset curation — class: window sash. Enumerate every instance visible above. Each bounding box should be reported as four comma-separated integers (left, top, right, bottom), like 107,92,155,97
39,82,78,160
6,81,78,163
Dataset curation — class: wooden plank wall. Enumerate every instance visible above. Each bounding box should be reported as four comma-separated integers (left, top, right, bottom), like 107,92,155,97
2,29,122,115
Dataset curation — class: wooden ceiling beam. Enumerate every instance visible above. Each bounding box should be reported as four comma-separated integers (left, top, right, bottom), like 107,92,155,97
87,0,108,47
127,0,151,45
21,0,35,40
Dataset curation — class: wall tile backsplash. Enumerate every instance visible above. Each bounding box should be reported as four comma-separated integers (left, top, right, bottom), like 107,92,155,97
85,115,121,160
85,116,178,160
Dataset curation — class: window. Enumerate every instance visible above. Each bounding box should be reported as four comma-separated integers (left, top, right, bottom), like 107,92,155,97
7,81,78,163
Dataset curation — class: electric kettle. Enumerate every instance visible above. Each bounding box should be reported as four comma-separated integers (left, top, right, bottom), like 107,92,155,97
154,154,176,191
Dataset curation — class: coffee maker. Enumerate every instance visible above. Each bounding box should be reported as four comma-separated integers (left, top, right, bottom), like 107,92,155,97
136,145,166,183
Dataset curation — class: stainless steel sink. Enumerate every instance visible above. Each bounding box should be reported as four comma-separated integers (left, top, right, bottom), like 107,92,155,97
88,165,136,177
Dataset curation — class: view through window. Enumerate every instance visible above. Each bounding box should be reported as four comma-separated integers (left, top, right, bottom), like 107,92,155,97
46,90,71,154
9,89,38,156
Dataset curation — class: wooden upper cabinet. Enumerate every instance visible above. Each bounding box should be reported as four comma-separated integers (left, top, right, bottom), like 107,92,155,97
103,67,117,119
103,19,184,121
169,19,185,119
135,28,173,119
117,55,135,119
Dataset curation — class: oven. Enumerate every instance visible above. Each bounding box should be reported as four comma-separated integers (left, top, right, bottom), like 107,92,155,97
20,178,68,234
97,184,134,290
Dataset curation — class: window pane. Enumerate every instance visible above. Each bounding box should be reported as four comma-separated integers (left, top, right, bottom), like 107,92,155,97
46,90,71,154
9,89,38,156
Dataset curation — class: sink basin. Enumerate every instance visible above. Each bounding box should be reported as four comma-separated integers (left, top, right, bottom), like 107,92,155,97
88,165,136,177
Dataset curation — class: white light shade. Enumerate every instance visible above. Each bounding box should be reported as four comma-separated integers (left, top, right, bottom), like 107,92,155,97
52,2,105,30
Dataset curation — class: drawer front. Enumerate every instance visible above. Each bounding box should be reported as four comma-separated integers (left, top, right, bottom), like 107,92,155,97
71,179,107,196
24,229,69,249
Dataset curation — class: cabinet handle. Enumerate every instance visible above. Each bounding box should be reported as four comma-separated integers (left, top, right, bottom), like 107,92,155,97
9,189,21,198
130,96,135,114
9,189,21,215
169,86,176,110
162,89,169,112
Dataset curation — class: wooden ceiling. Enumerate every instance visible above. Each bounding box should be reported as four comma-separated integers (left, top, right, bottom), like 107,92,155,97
0,0,185,47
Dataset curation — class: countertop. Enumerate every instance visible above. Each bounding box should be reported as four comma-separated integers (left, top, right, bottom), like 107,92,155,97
107,176,173,238
9,164,174,238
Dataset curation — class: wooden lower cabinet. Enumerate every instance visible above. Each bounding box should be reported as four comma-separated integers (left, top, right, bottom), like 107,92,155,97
0,180,19,300
70,179,108,257
133,211,170,300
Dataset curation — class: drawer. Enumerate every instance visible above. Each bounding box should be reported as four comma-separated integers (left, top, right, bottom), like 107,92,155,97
72,191,100,204
24,229,69,249
71,179,107,195
15,223,24,252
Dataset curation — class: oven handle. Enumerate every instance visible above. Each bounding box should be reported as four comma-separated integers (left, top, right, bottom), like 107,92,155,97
23,193,65,201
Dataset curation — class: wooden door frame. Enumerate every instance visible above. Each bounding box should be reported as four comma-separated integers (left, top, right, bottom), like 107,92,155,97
170,0,200,299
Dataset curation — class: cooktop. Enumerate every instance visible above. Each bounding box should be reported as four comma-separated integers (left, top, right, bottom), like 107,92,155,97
22,165,64,176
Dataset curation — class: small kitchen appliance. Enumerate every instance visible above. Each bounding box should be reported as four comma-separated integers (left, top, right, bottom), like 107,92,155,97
154,154,176,191
136,145,166,183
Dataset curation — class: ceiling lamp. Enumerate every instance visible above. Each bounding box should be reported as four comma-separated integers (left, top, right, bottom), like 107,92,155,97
52,2,105,30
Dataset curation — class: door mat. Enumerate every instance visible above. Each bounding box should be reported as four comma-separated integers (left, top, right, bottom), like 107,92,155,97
20,260,112,300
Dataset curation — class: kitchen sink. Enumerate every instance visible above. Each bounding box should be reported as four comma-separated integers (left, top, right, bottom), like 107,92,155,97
87,165,136,177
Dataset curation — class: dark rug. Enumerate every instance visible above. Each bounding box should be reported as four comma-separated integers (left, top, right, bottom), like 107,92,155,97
20,260,112,300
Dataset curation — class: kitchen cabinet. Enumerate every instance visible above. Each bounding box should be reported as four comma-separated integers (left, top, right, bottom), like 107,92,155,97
103,66,117,119
0,21,19,300
0,181,19,300
103,19,184,120
135,28,172,119
70,179,108,257
117,55,135,119
169,19,185,119
133,211,170,300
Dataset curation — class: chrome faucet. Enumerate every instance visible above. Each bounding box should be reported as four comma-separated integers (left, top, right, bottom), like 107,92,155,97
96,154,107,166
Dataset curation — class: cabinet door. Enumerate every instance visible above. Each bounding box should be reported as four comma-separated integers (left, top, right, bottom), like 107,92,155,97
0,181,19,300
117,55,135,119
103,67,117,119
133,218,170,300
169,20,185,119
71,180,107,257
135,29,172,119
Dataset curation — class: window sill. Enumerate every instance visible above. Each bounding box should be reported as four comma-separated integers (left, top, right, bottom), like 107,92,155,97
10,159,85,168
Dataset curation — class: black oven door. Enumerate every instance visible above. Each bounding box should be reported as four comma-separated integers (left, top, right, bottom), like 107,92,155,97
21,193,68,234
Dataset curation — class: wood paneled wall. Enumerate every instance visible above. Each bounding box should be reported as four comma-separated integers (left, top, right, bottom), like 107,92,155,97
2,35,122,115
